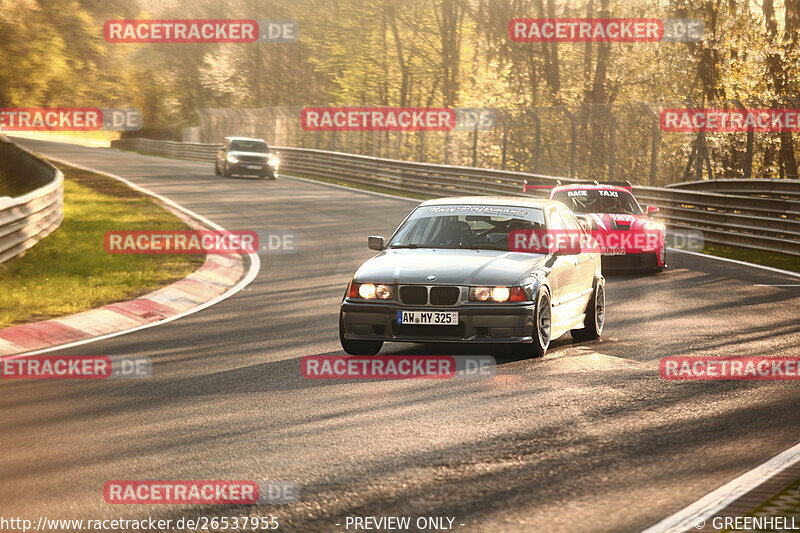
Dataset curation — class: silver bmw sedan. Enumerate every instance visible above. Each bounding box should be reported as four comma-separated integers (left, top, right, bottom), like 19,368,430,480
339,197,605,357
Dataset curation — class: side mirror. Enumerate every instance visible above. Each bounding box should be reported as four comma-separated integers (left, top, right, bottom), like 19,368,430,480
574,214,593,232
368,235,385,251
552,232,582,255
646,205,660,215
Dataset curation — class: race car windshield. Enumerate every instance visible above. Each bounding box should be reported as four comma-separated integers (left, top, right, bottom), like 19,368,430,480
552,189,642,215
229,140,269,152
388,205,545,251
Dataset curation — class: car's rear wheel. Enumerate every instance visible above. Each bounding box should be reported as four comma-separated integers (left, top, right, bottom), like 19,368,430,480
527,287,551,357
572,280,605,342
339,312,383,355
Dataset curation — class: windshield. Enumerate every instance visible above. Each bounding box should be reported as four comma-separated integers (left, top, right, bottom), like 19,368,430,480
229,140,269,153
552,188,641,215
388,205,545,251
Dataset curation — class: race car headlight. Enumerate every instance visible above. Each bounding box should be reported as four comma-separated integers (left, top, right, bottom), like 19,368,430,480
471,286,492,301
644,220,664,232
375,284,392,299
268,156,280,167
350,282,392,300
492,287,510,302
469,286,527,302
226,154,239,164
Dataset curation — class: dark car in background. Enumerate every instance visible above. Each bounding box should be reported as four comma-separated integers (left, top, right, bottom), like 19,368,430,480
215,137,280,179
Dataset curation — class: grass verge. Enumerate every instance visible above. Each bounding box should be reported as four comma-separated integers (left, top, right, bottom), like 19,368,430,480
0,161,205,328
699,243,800,274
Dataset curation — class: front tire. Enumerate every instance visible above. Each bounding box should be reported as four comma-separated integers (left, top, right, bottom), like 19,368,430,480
214,161,221,176
339,312,383,355
223,162,231,177
572,280,605,342
526,286,551,357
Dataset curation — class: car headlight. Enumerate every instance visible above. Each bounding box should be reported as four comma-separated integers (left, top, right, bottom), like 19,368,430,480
469,286,526,302
268,156,280,167
226,154,239,164
644,220,664,232
349,282,392,300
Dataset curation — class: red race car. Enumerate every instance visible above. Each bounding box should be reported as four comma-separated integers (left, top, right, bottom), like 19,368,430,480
548,181,666,273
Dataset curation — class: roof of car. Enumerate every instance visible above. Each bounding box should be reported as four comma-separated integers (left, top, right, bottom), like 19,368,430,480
419,196,555,208
225,136,267,142
552,183,632,194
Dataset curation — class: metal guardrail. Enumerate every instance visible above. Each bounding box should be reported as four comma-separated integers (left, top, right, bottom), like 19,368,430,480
668,178,800,198
0,136,64,264
111,138,800,257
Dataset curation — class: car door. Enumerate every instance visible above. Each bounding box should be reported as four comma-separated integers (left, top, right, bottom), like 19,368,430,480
557,203,595,292
547,208,580,326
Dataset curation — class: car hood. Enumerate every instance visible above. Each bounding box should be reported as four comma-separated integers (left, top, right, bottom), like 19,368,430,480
354,248,549,286
586,212,648,231
229,151,270,159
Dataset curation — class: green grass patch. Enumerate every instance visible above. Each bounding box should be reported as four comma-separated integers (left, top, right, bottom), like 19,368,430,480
0,161,205,328
700,243,800,274
740,476,800,529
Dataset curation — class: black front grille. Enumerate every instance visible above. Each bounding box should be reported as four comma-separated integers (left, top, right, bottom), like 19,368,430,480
237,155,267,163
392,322,465,338
430,286,460,305
400,286,428,305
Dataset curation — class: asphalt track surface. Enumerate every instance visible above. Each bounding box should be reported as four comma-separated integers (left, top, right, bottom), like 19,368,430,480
2,138,800,533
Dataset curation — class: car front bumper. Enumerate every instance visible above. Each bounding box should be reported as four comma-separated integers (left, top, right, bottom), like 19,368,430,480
341,300,536,344
601,251,663,270
229,162,276,176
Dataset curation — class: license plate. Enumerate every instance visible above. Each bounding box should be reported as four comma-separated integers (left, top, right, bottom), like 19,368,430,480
245,164,262,170
602,248,626,256
397,310,458,325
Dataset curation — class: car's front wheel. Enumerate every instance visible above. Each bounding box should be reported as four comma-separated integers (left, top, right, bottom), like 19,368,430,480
528,286,551,357
222,162,232,177
572,280,605,342
214,161,221,176
339,312,383,355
